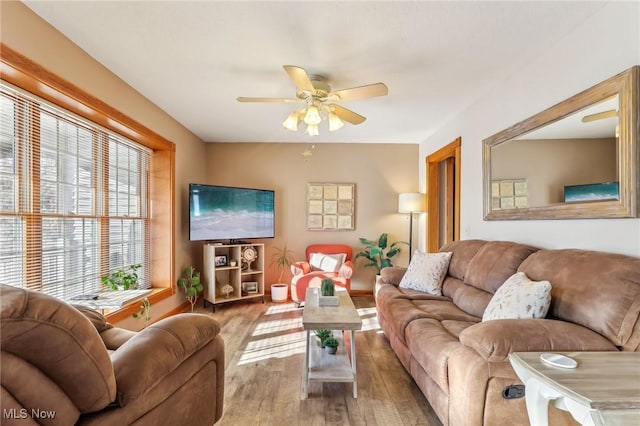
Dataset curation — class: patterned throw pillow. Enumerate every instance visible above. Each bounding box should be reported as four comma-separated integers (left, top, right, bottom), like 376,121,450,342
482,272,552,322
398,251,453,295
309,252,346,272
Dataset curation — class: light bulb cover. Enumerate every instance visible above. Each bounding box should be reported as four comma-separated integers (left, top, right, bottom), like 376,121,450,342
282,110,300,131
305,123,319,136
328,112,344,131
303,105,322,125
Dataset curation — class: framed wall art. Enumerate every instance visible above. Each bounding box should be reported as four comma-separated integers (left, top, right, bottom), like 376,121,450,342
307,183,355,231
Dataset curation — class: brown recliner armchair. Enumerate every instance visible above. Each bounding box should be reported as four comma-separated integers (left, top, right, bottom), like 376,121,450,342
0,284,224,425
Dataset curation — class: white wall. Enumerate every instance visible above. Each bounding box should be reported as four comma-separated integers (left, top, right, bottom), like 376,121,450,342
420,2,640,256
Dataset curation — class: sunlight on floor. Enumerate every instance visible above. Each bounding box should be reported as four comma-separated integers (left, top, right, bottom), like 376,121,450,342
238,329,306,365
236,301,380,366
357,306,380,331
264,302,301,315
252,317,303,336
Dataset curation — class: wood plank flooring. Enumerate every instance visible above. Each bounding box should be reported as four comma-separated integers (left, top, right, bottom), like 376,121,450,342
195,296,443,426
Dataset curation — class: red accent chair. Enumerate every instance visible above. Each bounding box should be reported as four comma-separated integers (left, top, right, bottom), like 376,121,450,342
290,244,353,306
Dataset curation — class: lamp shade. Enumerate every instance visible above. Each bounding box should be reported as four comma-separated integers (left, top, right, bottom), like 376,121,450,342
398,192,426,213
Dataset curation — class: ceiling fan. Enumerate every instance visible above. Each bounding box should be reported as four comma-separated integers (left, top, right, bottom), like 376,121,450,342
581,109,617,123
237,65,388,135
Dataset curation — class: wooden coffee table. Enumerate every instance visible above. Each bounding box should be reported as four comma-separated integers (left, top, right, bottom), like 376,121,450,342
301,288,362,399
509,352,640,426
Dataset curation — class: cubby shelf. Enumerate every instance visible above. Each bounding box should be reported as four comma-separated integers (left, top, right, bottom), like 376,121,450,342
203,243,265,311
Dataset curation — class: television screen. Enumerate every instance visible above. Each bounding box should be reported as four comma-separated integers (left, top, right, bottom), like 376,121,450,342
189,184,275,241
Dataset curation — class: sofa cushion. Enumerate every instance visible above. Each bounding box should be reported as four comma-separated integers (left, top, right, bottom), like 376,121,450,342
399,252,453,295
482,272,551,321
406,318,471,395
464,241,539,294
442,277,493,318
459,319,618,362
440,239,488,281
519,249,640,351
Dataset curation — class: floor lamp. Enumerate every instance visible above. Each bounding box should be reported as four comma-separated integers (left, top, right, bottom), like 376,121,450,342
398,193,426,261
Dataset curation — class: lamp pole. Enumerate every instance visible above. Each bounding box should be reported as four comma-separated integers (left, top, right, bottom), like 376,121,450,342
398,192,426,263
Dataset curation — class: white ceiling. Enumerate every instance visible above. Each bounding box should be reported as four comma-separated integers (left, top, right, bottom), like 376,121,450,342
23,1,607,144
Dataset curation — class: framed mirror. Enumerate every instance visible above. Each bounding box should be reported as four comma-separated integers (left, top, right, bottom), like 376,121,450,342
483,66,638,220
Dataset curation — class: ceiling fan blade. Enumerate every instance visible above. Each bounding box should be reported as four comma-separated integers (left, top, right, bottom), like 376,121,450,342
581,109,617,123
283,65,315,92
329,83,388,101
237,97,299,103
330,104,366,125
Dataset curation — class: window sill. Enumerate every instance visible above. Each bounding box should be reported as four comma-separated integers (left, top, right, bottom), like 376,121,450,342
105,287,174,323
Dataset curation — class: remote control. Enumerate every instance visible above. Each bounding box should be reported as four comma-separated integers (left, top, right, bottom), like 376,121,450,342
539,353,578,369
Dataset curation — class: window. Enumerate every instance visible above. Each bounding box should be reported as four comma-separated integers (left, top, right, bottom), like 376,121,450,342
0,82,150,301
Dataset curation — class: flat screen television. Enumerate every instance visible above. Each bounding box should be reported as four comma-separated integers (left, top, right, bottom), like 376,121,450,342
189,183,275,242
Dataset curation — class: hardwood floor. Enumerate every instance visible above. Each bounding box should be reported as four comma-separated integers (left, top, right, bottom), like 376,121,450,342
196,296,443,426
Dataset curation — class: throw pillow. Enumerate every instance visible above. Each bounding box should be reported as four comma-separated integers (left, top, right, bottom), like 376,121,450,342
482,272,552,322
309,252,346,273
398,251,453,295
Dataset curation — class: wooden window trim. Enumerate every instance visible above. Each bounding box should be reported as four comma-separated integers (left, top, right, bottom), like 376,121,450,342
1,44,177,307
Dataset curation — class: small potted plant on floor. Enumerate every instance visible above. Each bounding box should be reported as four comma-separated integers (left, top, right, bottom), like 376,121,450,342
270,242,296,302
177,266,204,312
324,336,339,354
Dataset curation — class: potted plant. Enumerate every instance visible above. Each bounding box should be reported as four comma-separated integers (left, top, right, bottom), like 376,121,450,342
321,278,335,296
355,233,407,274
102,264,150,326
101,264,142,290
324,336,339,354
270,242,296,302
177,266,204,312
314,329,332,347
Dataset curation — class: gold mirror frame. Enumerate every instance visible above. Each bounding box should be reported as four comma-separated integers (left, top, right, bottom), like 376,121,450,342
483,66,638,220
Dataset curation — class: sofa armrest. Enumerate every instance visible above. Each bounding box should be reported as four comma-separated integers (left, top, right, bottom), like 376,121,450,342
459,319,618,362
291,261,311,276
380,266,407,287
338,260,354,279
110,313,221,406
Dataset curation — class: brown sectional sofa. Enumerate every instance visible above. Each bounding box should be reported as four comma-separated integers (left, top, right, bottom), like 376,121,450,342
0,285,225,425
375,239,640,426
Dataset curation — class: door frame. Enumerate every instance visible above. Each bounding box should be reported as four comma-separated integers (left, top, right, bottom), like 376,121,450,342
426,137,461,252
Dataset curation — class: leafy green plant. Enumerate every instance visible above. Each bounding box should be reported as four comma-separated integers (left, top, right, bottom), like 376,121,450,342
101,264,142,290
323,336,339,348
177,266,204,312
270,242,296,283
355,233,407,274
132,297,151,327
321,278,335,296
314,329,332,347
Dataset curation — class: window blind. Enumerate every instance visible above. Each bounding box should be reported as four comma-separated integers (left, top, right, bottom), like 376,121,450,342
0,82,150,301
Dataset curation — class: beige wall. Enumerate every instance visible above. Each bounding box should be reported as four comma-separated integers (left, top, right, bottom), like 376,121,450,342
420,2,639,256
204,142,420,291
492,138,617,206
1,2,207,330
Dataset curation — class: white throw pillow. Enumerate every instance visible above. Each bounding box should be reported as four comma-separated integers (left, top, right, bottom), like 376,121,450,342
398,251,453,295
482,272,552,322
309,252,346,273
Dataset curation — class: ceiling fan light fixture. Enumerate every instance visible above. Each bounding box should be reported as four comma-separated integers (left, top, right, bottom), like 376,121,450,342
305,123,319,136
303,105,322,125
282,110,300,131
328,112,344,131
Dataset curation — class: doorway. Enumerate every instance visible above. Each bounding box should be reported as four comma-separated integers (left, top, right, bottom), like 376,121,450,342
426,137,461,252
